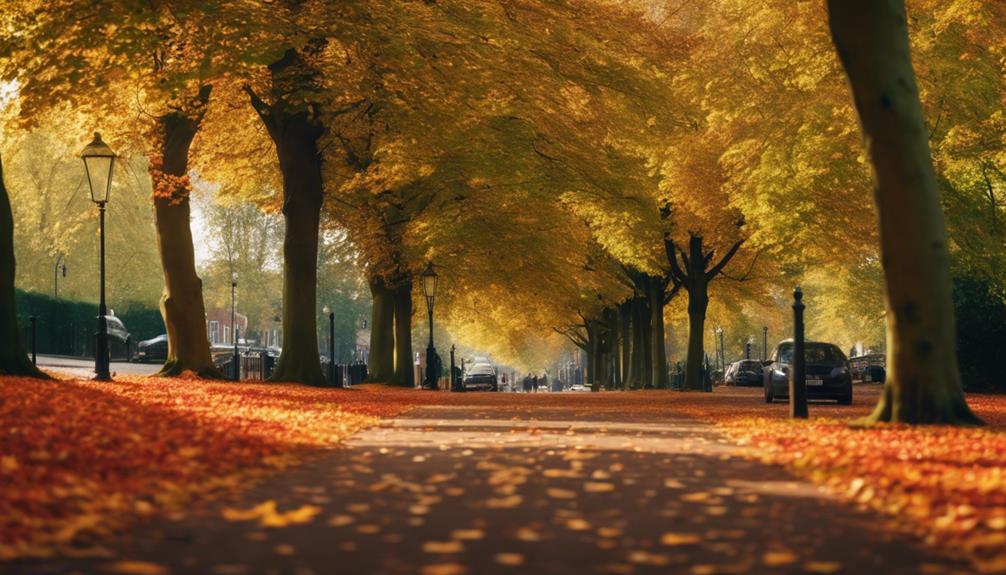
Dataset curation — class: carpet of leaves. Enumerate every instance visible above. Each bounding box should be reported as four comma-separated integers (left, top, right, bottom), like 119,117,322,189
0,375,430,560
664,385,1006,573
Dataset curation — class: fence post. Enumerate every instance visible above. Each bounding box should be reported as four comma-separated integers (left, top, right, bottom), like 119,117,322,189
30,316,37,365
790,286,809,419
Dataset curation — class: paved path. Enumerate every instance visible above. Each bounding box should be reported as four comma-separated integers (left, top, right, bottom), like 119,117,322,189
35,355,161,378
14,405,964,575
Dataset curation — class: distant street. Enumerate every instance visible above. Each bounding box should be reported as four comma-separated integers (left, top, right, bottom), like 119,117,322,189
35,355,161,378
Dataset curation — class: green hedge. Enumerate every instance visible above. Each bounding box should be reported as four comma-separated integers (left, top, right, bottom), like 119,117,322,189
15,290,164,357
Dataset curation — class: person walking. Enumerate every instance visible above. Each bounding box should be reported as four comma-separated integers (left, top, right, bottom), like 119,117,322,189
532,374,539,393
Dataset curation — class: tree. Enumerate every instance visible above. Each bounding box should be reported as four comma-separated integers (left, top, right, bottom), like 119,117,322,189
827,0,980,424
2,1,282,377
665,232,745,391
0,151,46,377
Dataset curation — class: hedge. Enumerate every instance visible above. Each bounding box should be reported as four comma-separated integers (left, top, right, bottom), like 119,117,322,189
15,290,164,357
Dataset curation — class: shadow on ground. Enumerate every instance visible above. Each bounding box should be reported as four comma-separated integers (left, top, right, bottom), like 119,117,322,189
12,405,966,575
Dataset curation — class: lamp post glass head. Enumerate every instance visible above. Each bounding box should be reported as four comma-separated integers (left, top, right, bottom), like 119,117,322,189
322,305,331,316
80,132,116,205
421,262,438,299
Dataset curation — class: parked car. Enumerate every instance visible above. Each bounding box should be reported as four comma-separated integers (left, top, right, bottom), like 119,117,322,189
849,353,886,381
567,384,588,392
104,315,131,361
463,363,498,391
862,364,886,383
763,340,853,405
132,333,168,363
727,359,763,387
723,362,738,384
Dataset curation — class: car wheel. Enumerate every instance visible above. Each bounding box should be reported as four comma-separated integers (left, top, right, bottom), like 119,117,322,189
764,380,775,403
838,384,853,405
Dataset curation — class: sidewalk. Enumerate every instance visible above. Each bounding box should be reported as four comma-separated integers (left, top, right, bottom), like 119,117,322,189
10,403,964,574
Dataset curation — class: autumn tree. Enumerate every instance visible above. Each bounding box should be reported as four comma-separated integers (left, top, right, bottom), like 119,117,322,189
2,1,287,377
827,0,981,424
0,151,46,377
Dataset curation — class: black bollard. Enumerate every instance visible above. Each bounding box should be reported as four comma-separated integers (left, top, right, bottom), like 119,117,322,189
30,316,37,365
449,345,459,392
790,286,808,419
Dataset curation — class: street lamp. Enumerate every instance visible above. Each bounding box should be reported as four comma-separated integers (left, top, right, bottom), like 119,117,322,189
714,326,724,373
421,262,439,389
231,272,239,381
323,304,339,387
80,132,115,381
763,326,768,361
54,253,67,299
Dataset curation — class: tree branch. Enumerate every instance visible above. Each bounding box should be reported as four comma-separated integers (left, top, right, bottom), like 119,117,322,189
705,239,745,281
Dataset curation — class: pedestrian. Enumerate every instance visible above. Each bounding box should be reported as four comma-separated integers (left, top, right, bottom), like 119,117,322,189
532,374,539,393
541,371,549,392
523,373,532,393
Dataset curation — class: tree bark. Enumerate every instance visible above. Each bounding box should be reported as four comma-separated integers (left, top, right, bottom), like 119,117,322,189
0,153,46,377
268,131,326,385
585,322,597,389
153,86,221,378
828,0,980,424
367,275,395,383
647,275,669,389
627,295,652,389
683,237,709,391
246,51,327,386
619,300,632,390
391,277,414,387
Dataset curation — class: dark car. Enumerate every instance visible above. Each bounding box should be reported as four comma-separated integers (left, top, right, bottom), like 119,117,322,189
104,315,131,361
133,334,168,363
763,340,853,405
727,359,763,387
463,363,498,392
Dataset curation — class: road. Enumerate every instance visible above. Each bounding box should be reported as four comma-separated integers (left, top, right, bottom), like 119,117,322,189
35,354,161,378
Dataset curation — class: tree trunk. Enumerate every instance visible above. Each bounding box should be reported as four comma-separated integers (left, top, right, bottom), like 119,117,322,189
265,117,326,386
0,153,46,378
683,238,709,391
647,275,669,389
367,275,395,383
639,295,653,388
391,278,414,387
584,322,597,389
828,0,980,424
630,295,652,389
619,300,632,390
153,90,221,378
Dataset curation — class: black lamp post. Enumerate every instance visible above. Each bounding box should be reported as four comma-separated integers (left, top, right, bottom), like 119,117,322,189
713,326,721,373
762,326,768,361
231,272,239,381
81,133,115,381
54,253,67,299
421,262,439,390
323,305,338,387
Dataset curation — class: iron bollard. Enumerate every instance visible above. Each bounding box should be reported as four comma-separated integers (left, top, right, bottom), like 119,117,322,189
30,316,37,365
790,286,809,419
450,345,459,392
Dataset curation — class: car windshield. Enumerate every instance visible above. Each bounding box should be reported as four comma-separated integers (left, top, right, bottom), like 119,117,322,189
469,365,494,375
776,343,844,364
737,360,761,372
